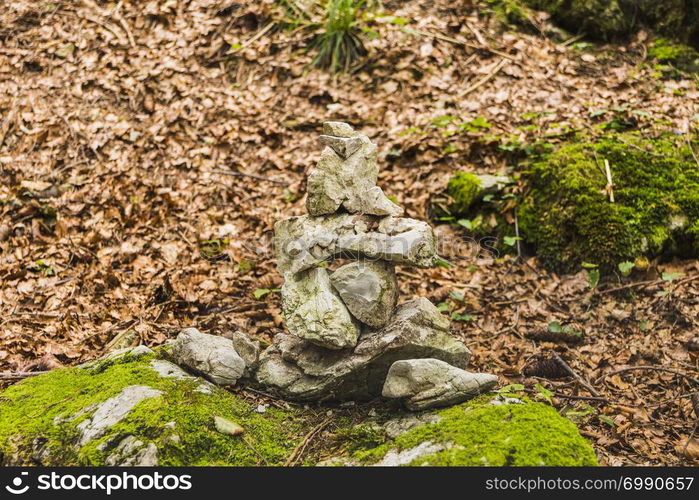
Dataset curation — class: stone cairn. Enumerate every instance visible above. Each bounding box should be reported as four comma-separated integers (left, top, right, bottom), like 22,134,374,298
255,122,497,410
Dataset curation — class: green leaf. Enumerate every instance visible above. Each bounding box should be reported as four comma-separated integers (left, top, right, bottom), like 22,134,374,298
450,312,475,322
617,261,634,276
437,302,450,312
581,262,598,269
449,291,464,301
253,288,280,299
503,236,520,247
496,383,525,394
599,415,616,428
435,259,451,268
661,271,684,282
534,383,554,404
547,321,563,333
456,219,473,230
587,269,600,289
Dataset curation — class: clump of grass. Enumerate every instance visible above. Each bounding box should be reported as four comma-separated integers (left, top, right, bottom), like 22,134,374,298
310,0,367,72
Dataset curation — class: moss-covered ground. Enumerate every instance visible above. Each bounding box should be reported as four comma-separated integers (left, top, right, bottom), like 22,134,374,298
352,396,597,466
0,351,306,466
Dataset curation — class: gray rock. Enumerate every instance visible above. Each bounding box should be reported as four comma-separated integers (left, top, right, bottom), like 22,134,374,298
105,436,159,466
374,441,450,466
306,139,402,216
319,135,363,159
227,332,261,375
274,214,437,276
330,260,398,328
282,267,361,350
255,298,471,401
382,358,498,411
383,413,442,439
171,328,245,386
76,385,163,445
149,359,214,394
323,121,357,137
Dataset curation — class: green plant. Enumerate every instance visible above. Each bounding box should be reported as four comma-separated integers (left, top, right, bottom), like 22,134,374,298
310,0,367,72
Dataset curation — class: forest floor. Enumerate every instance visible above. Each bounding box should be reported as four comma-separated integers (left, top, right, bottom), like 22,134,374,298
1,0,698,465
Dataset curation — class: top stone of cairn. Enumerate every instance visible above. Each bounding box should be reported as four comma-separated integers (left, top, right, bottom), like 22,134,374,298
307,122,403,217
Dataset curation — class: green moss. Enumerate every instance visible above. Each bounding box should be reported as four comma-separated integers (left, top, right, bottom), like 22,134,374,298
521,0,699,48
446,172,483,215
648,38,699,72
518,132,699,273
354,397,597,466
0,352,305,466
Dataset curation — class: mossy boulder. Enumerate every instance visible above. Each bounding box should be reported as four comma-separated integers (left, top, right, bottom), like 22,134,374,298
0,348,306,466
0,348,596,466
519,132,699,273
522,0,699,48
333,397,597,466
648,38,699,72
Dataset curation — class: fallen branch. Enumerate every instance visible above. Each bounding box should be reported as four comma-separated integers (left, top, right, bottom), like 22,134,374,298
0,371,50,380
553,393,609,403
462,58,508,96
595,366,699,387
551,351,601,397
284,417,332,467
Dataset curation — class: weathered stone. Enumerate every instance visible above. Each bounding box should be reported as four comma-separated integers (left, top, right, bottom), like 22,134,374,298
274,214,437,276
149,359,214,394
306,135,402,216
171,328,245,386
76,385,163,445
255,298,471,401
382,358,498,411
105,436,159,466
281,267,360,350
330,260,397,328
226,331,260,376
319,135,363,159
323,121,357,138
383,413,442,439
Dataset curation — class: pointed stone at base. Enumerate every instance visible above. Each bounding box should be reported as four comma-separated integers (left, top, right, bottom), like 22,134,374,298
382,358,498,411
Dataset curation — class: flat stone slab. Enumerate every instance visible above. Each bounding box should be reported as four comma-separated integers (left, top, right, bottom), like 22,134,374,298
274,214,437,277
76,385,162,446
330,260,398,328
171,328,246,386
382,358,498,410
255,298,471,401
281,267,360,350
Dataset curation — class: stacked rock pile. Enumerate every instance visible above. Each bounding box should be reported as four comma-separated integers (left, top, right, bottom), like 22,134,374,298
255,122,497,409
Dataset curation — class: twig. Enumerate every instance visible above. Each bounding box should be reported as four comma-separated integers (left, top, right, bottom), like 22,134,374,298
284,417,332,467
603,159,614,203
241,436,270,466
553,393,609,403
514,209,522,259
230,21,276,53
596,366,699,387
213,169,289,185
0,371,50,380
462,58,508,96
410,29,517,61
551,351,601,397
